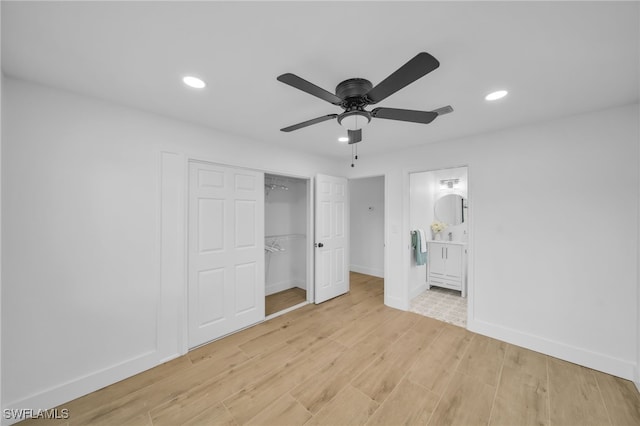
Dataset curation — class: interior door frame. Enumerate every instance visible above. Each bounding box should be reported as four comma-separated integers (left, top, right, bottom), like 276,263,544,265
348,173,389,280
347,174,387,298
403,164,472,328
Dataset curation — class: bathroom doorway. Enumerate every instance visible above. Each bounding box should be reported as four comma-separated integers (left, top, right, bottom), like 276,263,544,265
264,173,311,317
408,166,468,327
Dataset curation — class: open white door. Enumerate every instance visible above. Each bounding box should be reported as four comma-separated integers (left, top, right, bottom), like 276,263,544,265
188,161,264,348
315,174,349,303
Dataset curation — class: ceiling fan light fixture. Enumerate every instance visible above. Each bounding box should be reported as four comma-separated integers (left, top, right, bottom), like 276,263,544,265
183,75,206,89
338,111,371,130
485,90,508,101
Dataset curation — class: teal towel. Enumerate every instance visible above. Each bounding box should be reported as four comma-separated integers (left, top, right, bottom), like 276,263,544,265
411,231,427,266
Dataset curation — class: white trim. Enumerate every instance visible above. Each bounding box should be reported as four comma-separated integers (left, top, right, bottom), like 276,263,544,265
343,174,387,306
409,282,429,300
265,301,309,321
350,264,384,278
385,295,406,311
468,318,636,381
159,151,187,359
307,178,315,304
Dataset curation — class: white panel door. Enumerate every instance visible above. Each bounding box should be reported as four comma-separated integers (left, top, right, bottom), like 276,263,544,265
188,161,264,348
315,174,349,303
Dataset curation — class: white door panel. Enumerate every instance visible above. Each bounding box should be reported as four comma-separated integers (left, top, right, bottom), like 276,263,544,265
315,174,349,303
188,161,264,348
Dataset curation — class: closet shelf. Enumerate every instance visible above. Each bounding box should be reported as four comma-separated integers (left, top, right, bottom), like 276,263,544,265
265,233,306,241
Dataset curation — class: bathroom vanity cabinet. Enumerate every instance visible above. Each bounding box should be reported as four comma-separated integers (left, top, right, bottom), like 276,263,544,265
427,241,467,297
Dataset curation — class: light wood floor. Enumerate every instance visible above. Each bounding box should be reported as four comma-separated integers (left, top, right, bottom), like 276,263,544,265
265,287,307,316
25,272,640,425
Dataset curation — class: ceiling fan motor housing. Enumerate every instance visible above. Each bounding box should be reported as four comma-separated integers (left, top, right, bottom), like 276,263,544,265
335,78,374,129
335,78,373,109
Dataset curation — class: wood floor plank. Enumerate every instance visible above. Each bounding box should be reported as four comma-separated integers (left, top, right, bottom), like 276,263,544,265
427,371,496,426
245,393,311,426
365,378,439,426
148,333,329,423
457,333,507,387
489,345,549,426
181,403,237,426
328,304,401,348
407,324,473,395
306,385,379,426
78,332,320,425
195,303,315,356
238,304,348,357
291,311,418,414
188,333,254,365
149,389,222,426
223,339,346,424
17,416,68,426
352,315,444,403
548,357,611,426
593,370,640,426
265,287,307,316
69,352,238,425
61,355,192,420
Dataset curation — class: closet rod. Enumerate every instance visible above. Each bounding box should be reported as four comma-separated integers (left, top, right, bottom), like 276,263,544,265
265,233,306,241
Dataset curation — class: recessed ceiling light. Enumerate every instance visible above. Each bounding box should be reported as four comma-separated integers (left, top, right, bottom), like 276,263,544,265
183,76,206,89
338,136,349,143
485,90,508,101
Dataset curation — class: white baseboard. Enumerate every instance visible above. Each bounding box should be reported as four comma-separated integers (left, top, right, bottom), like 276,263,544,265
467,318,636,381
265,279,305,296
409,282,429,300
2,349,168,425
350,264,383,278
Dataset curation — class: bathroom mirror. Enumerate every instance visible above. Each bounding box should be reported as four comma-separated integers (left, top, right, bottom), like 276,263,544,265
434,194,466,225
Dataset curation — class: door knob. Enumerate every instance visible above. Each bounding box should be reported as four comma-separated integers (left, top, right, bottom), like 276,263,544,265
315,242,324,248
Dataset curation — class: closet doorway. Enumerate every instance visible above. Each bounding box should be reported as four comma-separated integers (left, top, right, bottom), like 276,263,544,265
264,173,311,316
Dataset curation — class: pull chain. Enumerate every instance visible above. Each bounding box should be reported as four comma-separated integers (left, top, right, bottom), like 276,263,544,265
351,144,355,167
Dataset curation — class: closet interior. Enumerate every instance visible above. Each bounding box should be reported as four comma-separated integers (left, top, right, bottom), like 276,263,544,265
264,173,309,316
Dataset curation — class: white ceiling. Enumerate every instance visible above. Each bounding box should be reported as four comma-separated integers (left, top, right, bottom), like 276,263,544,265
2,1,638,160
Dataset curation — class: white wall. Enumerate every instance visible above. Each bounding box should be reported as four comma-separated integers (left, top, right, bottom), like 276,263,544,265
349,176,384,278
348,103,640,381
0,3,4,408
1,77,341,416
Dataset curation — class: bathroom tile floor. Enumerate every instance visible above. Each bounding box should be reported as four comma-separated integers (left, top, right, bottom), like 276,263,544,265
410,286,467,328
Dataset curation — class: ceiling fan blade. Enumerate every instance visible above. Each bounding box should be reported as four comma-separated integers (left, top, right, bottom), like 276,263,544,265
348,129,362,144
432,105,454,115
277,73,343,105
371,107,438,124
280,114,338,132
365,52,440,104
